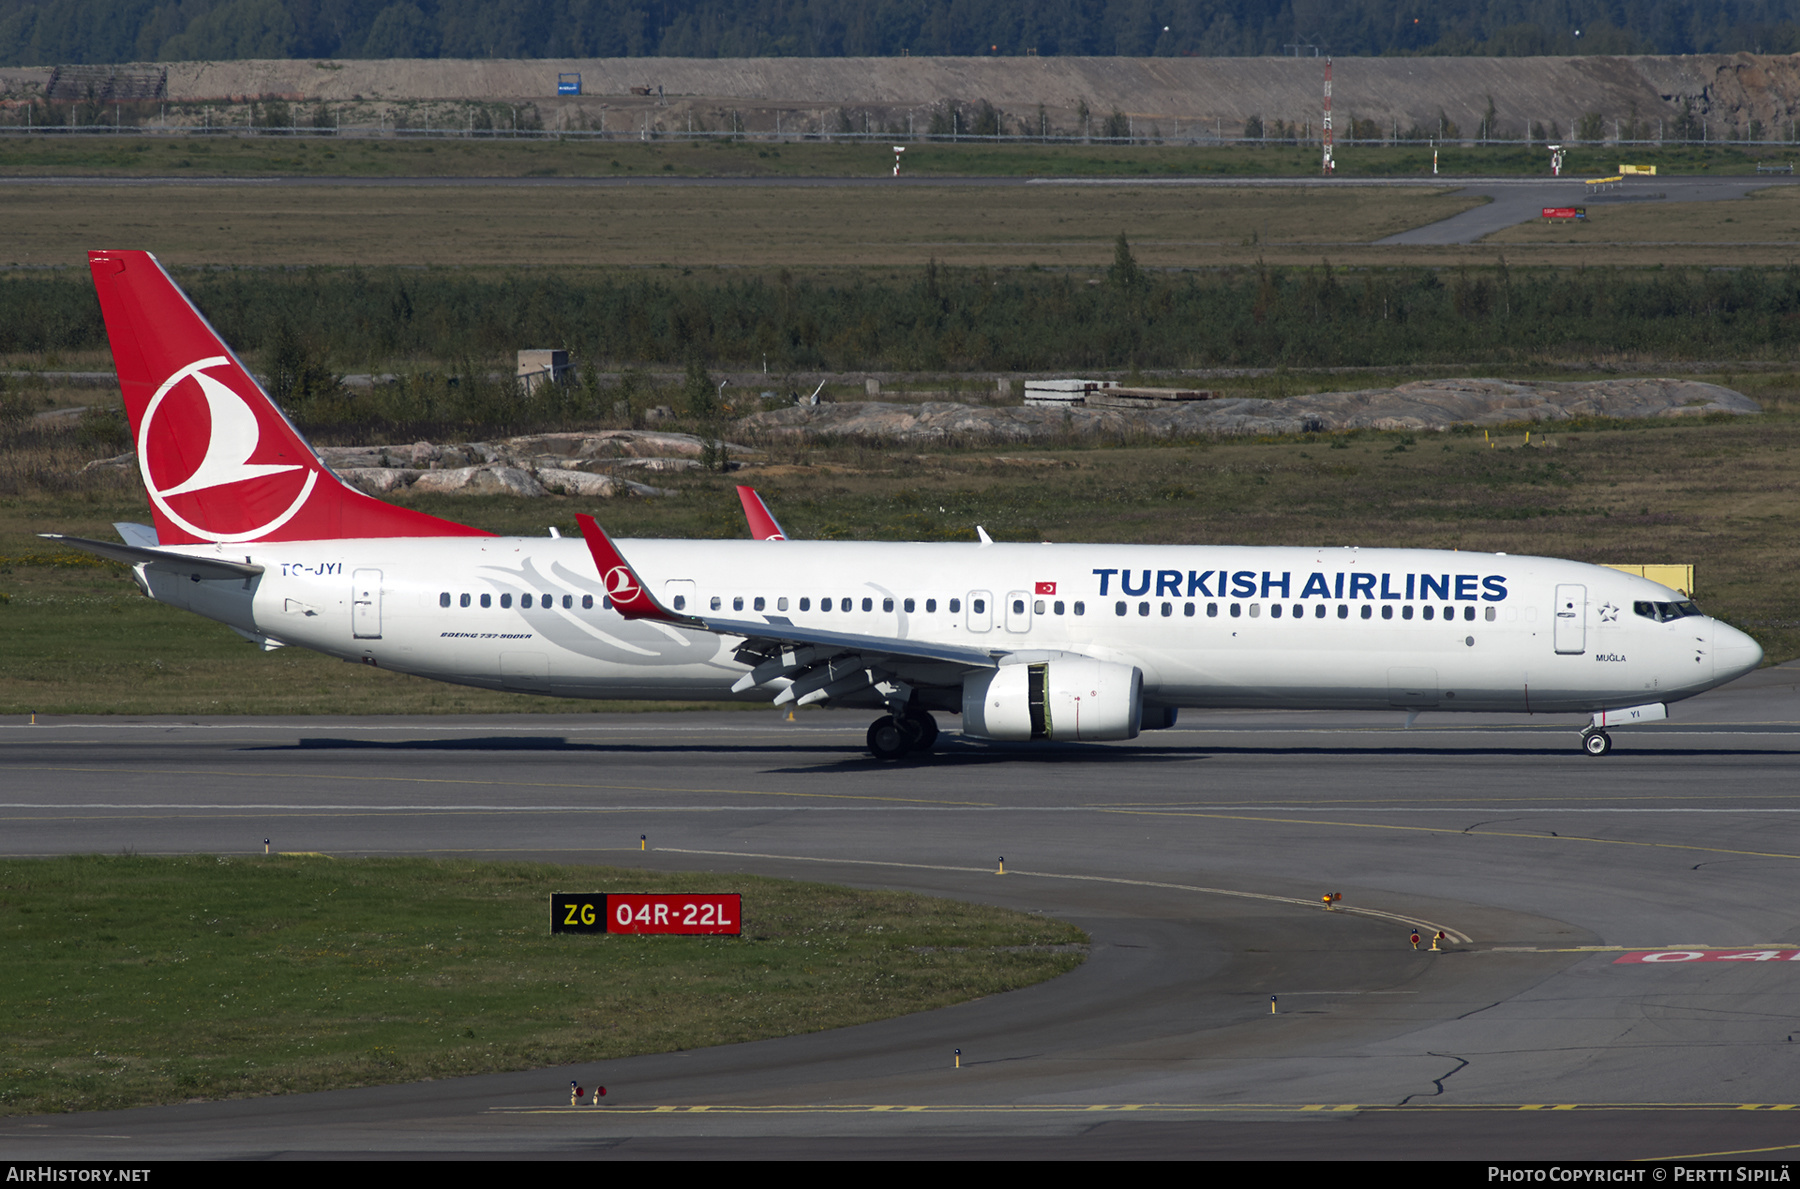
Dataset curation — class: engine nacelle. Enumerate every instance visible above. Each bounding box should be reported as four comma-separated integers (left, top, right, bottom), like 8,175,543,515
962,658,1143,742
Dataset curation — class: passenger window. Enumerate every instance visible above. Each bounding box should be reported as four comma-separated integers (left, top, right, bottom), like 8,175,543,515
821,598,832,612
777,597,789,611
1056,601,1066,615
1423,606,1434,620
672,595,686,610
1271,604,1282,618
949,598,961,613
582,594,593,610
481,594,492,608
602,595,612,610
926,598,937,613
882,598,894,612
1013,599,1026,615
733,596,744,611
1160,602,1172,617
1442,606,1453,620
521,594,533,609
1337,604,1348,618
1465,606,1476,621
710,596,721,611
1138,602,1150,617
1485,607,1496,622
460,593,471,608
799,597,811,611
439,592,451,608
904,598,915,613
1073,601,1085,616
1034,599,1045,614
563,595,573,609
1115,601,1127,616
1230,603,1241,618
1294,605,1303,619
1360,605,1372,619
1207,603,1218,617
973,599,986,614
754,597,765,611
1381,605,1393,620
1249,603,1261,618
1314,604,1325,618
500,593,513,609
542,592,551,606
862,597,874,612
1402,605,1413,620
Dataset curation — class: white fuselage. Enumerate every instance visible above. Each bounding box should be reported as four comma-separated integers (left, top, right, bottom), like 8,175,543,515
139,537,1763,718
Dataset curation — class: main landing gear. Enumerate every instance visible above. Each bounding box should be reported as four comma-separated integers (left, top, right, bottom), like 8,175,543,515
1581,727,1613,756
867,709,940,761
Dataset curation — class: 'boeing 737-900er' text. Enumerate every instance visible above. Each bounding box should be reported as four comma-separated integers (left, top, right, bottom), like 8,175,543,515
47,250,1763,759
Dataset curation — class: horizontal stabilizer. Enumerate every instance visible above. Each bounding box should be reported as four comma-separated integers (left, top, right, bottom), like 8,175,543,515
39,533,264,579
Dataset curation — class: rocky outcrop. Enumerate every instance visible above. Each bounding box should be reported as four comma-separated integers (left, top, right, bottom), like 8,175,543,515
736,378,1759,444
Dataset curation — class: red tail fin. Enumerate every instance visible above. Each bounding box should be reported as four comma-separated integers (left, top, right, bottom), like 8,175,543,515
88,250,489,545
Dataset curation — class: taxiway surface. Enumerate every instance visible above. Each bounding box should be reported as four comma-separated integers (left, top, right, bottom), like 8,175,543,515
3,664,1799,1159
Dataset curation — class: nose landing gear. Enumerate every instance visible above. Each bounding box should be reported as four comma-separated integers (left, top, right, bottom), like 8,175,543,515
1581,727,1613,756
867,709,940,761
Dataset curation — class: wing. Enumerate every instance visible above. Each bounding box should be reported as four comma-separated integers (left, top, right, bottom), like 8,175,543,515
573,514,999,707
735,486,788,541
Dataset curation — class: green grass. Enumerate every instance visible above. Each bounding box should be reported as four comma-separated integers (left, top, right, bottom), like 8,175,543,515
0,134,1790,180
0,855,1086,1116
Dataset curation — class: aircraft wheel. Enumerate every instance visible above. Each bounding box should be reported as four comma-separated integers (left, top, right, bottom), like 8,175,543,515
1582,729,1613,757
867,716,911,761
905,710,940,752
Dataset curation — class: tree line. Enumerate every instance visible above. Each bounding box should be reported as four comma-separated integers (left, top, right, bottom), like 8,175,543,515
2,0,1798,66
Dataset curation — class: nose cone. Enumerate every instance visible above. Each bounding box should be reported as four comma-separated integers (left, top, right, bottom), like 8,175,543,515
1713,621,1763,684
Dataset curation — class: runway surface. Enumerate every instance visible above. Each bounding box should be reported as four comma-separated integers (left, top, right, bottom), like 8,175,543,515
3,663,1800,1160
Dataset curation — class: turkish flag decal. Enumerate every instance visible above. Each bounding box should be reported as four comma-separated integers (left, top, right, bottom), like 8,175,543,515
1035,581,1056,595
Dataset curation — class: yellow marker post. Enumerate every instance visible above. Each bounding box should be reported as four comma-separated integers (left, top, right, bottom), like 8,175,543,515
996,857,1005,875
954,1048,962,1069
264,838,270,856
1270,996,1278,1014
640,835,646,851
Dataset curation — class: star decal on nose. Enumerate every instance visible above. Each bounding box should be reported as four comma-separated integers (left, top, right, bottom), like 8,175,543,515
1598,601,1620,622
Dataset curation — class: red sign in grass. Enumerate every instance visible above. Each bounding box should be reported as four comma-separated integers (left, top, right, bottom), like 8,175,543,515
1542,207,1587,220
606,893,742,935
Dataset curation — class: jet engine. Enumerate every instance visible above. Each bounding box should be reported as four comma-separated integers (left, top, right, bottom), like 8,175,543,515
962,658,1142,742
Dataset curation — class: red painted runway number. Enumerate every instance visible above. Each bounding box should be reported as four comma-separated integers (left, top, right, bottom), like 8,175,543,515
1615,950,1800,964
607,894,741,935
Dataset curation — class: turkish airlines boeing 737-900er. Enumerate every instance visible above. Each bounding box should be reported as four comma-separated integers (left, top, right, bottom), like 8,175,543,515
47,250,1763,759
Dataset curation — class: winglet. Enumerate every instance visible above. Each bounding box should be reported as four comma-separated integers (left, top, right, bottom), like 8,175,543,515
573,514,699,625
736,486,788,541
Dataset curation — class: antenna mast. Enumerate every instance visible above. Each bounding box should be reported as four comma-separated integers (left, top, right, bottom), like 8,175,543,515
1322,57,1334,176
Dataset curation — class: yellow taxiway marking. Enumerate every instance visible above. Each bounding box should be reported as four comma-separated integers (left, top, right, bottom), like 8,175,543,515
491,1102,1800,1116
1101,807,1800,863
4,765,992,808
658,847,1471,942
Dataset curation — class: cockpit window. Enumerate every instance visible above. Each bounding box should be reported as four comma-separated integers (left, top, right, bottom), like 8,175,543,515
1634,599,1702,623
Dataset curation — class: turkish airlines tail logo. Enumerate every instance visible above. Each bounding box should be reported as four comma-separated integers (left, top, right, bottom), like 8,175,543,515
90,250,490,545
